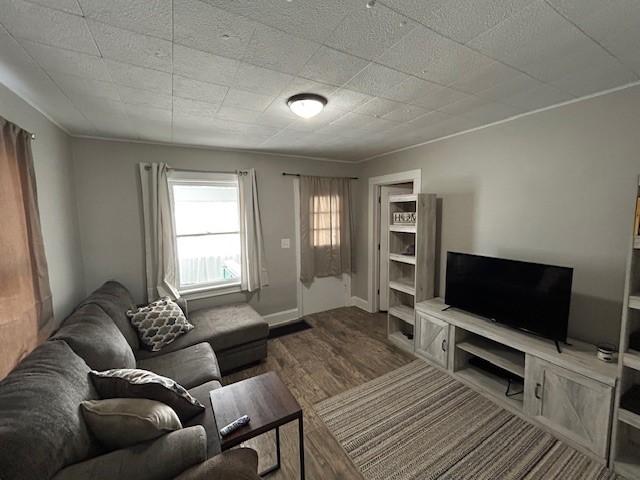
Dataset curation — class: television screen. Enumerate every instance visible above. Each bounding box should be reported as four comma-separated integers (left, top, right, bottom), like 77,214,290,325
444,252,573,342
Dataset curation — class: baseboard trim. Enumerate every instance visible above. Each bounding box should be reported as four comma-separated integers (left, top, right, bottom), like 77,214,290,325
263,308,301,327
350,296,371,312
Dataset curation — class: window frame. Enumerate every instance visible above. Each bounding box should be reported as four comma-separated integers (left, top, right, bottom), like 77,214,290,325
167,171,242,296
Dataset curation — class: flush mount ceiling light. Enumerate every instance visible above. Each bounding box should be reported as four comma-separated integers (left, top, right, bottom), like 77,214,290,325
287,93,327,119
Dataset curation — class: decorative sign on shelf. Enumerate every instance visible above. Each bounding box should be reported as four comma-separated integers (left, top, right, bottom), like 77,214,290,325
393,211,416,225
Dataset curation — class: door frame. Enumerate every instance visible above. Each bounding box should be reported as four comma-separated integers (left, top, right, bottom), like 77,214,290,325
367,169,422,313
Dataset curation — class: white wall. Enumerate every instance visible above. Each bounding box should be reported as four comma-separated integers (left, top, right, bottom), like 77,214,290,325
353,85,640,345
71,138,358,316
0,83,85,320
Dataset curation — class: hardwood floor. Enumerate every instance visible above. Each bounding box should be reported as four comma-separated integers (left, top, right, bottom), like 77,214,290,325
223,307,414,480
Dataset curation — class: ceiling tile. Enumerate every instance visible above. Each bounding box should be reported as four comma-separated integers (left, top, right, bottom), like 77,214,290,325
278,77,337,100
215,106,262,123
173,97,220,119
173,75,228,105
77,0,172,40
173,0,256,59
116,85,172,109
468,1,630,85
448,60,523,94
547,0,640,75
345,63,411,97
202,0,357,44
104,59,172,94
299,46,369,86
233,63,293,96
125,103,171,120
26,0,83,15
411,85,472,110
49,71,120,100
0,0,99,54
242,24,320,75
325,3,417,60
378,26,496,85
222,88,274,112
549,60,638,97
381,76,443,103
20,40,108,80
88,20,172,72
328,88,373,110
474,73,543,101
382,104,431,122
355,97,405,117
456,100,523,123
173,44,239,87
383,0,535,44
500,83,573,110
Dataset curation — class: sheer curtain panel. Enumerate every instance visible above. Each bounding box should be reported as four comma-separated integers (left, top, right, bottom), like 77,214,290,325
0,117,53,378
238,169,269,292
299,176,353,283
139,163,180,301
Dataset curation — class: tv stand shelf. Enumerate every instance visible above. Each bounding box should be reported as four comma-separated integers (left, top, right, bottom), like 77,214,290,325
457,337,525,378
415,297,618,464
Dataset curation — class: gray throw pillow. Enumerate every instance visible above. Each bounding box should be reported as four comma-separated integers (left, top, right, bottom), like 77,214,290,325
89,369,205,420
81,398,182,450
127,297,194,351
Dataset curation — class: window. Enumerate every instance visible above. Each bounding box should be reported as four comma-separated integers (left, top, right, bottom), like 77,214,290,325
311,194,341,247
168,172,241,293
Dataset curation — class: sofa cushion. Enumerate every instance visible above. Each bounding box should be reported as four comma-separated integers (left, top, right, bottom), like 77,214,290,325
127,297,194,352
52,303,136,370
175,448,260,480
186,379,224,458
0,340,101,480
78,281,139,351
136,304,268,360
81,398,182,450
90,369,205,420
137,343,221,389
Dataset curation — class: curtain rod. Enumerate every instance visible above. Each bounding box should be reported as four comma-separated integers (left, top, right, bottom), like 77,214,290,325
143,165,244,175
282,172,359,180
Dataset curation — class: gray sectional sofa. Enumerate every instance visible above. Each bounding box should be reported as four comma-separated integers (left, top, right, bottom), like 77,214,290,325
0,281,269,479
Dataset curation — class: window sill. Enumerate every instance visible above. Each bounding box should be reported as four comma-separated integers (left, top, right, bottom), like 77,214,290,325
180,283,242,301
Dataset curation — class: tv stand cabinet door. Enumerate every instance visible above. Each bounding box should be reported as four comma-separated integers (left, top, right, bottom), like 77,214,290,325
415,312,449,369
524,356,613,459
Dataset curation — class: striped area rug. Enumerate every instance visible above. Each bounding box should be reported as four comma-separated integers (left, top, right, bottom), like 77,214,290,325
315,360,615,480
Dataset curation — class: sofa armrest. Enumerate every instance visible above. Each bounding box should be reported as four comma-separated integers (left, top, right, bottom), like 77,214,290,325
174,448,259,480
52,426,207,480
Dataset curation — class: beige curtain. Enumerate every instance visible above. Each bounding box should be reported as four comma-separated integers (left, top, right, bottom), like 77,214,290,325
0,117,53,378
239,169,269,292
139,163,180,301
299,176,353,283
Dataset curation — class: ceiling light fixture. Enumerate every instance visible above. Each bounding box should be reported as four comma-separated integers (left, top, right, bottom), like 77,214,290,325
287,93,327,119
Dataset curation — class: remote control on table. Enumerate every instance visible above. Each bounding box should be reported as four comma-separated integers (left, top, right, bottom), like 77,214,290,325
219,415,251,436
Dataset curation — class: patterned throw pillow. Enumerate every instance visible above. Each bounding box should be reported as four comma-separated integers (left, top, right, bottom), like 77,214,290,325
127,297,194,351
89,369,205,420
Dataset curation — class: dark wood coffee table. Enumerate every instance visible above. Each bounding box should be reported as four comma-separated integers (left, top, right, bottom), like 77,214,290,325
209,371,305,479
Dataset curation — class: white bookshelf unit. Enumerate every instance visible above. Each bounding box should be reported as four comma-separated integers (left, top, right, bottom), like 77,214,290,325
386,193,437,353
611,176,640,479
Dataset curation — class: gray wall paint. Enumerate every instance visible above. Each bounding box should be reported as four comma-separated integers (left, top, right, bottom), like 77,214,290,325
70,138,358,315
353,85,640,345
0,83,85,320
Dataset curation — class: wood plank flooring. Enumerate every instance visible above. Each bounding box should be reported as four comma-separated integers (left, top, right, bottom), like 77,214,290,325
223,307,414,480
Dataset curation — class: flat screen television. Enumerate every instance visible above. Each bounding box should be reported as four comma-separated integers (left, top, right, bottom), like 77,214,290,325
444,252,573,343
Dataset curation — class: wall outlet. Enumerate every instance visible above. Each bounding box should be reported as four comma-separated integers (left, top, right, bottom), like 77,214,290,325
281,238,290,249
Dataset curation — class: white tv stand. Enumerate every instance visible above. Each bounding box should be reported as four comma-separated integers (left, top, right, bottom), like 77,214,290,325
414,298,618,464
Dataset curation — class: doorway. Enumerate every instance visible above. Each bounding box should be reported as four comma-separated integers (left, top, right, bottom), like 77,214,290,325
367,170,422,313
